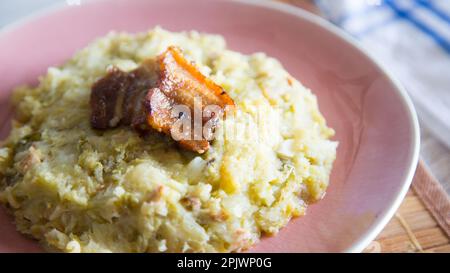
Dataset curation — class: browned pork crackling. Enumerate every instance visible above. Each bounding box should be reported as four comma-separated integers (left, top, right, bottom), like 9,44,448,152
90,46,235,153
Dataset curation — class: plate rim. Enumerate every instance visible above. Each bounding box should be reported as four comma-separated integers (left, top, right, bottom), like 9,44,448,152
0,0,420,253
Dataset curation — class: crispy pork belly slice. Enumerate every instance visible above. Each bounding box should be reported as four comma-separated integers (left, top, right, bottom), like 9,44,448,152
90,60,159,130
145,46,235,153
90,46,234,154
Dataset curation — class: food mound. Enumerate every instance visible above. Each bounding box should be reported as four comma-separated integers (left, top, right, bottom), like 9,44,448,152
0,28,337,253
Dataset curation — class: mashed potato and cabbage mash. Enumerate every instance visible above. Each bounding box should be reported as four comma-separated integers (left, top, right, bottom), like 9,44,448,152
0,27,337,253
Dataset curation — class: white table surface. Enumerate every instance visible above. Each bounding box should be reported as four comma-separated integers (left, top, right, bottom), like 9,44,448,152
1,0,449,193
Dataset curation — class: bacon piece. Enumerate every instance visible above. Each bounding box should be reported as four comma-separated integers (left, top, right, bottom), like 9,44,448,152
145,46,235,153
90,46,234,154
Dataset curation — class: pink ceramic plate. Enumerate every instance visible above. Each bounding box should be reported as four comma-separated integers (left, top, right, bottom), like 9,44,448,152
0,0,419,253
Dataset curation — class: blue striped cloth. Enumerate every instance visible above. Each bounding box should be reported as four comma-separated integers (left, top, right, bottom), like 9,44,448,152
315,0,450,148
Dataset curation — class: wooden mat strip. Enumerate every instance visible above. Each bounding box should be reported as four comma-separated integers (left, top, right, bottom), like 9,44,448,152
412,161,450,237
368,163,450,252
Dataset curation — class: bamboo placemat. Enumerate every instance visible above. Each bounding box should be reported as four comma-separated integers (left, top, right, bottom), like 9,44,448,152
370,195,449,252
365,162,450,253
277,0,450,253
